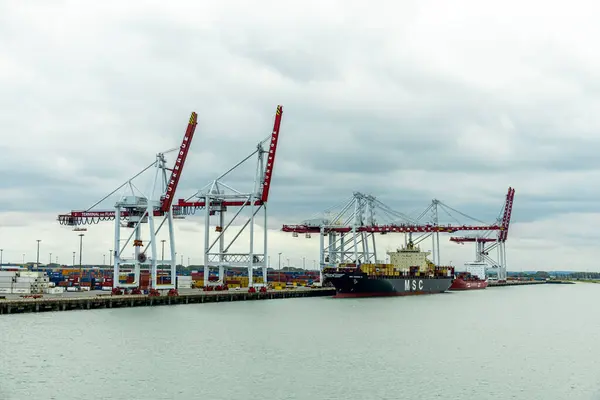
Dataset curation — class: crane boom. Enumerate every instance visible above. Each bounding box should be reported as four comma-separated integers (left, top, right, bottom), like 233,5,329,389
498,187,515,242
175,105,284,214
260,105,283,203
281,223,504,234
57,111,197,226
161,112,198,212
449,187,515,245
449,237,497,243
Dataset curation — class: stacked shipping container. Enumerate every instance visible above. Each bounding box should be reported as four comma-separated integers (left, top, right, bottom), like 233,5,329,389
2,267,322,292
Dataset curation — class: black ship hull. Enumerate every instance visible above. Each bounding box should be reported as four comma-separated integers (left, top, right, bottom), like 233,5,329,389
324,271,453,298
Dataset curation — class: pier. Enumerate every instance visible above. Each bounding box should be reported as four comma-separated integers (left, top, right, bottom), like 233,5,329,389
0,287,336,315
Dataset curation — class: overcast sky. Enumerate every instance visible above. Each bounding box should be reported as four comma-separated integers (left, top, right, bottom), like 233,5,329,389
1,0,600,271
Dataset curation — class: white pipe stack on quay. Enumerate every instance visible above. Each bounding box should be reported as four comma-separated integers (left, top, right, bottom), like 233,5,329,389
177,275,192,289
0,271,51,294
12,275,32,294
0,271,15,294
15,271,50,294
46,287,65,294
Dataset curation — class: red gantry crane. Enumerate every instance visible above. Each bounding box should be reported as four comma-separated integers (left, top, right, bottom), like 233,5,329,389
57,112,198,291
282,189,510,283
449,187,515,281
175,105,283,291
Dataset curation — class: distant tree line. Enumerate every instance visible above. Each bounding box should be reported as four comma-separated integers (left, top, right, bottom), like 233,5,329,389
508,271,600,279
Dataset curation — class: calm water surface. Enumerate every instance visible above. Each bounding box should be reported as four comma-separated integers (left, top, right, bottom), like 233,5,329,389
1,284,600,400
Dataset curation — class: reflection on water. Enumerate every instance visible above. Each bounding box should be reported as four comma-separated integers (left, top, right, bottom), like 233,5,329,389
1,284,599,399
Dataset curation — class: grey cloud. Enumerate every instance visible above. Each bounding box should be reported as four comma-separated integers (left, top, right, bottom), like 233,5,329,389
2,1,600,243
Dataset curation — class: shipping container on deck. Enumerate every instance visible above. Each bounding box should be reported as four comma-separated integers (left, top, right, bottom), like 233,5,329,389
191,273,203,281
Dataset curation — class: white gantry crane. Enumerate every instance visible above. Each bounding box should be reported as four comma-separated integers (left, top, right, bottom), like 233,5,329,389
57,112,198,291
176,105,284,291
282,189,511,283
449,187,515,281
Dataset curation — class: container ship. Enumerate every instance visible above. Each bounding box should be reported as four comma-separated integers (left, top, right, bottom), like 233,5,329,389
449,261,488,291
322,240,454,298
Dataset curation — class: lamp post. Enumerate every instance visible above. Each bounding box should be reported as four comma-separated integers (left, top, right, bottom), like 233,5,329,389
22,253,25,264
72,252,75,266
303,257,306,270
161,240,166,261
49,252,52,265
0,249,3,266
180,254,183,266
78,234,84,266
103,254,106,265
278,252,282,282
36,239,41,271
109,250,112,266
